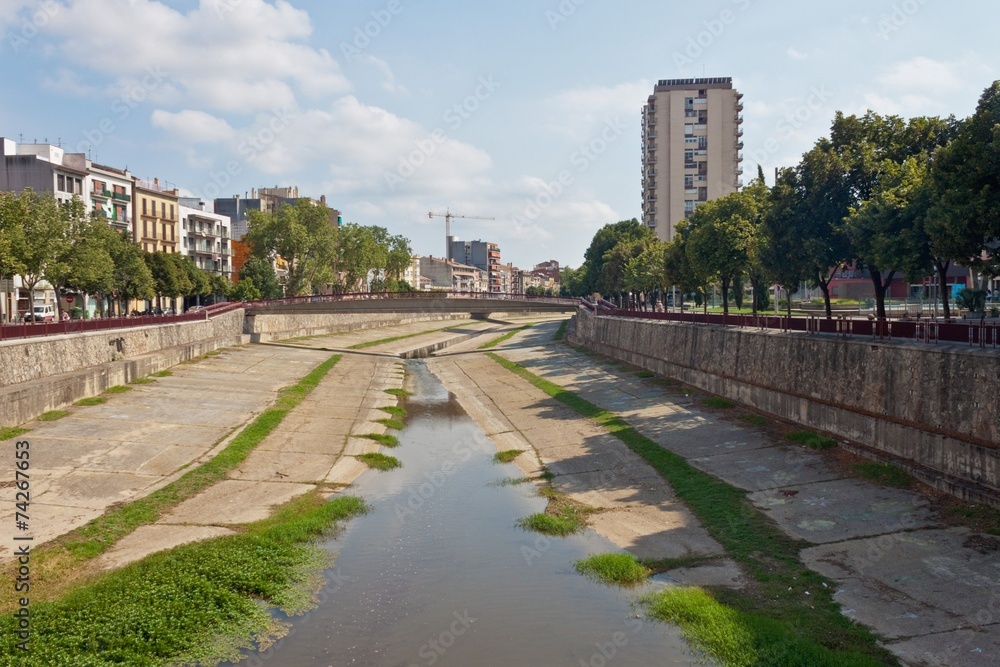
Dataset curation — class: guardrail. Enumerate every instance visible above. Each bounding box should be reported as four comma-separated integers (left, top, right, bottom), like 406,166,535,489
600,309,1000,349
246,291,581,309
0,301,243,342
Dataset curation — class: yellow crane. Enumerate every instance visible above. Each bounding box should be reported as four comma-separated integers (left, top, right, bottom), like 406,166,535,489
428,209,495,260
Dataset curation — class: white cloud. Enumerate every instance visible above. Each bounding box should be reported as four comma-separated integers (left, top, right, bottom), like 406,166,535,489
876,56,966,93
542,80,651,140
151,109,235,143
787,48,808,61
360,55,407,94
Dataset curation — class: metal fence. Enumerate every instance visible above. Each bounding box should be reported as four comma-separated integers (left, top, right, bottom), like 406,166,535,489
601,309,1000,349
246,291,583,309
0,302,244,342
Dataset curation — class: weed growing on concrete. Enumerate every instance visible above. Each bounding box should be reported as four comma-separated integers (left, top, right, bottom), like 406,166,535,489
493,450,523,464
37,410,71,422
575,553,650,586
0,493,366,666
704,397,736,409
636,370,656,379
517,513,581,536
356,453,402,471
73,397,107,407
486,352,894,666
361,433,400,448
741,414,769,427
488,477,533,487
128,377,156,385
104,385,131,394
478,324,533,350
854,462,913,488
786,431,837,450
378,406,407,419
0,427,29,441
376,418,405,431
384,388,412,398
554,319,569,341
152,370,173,377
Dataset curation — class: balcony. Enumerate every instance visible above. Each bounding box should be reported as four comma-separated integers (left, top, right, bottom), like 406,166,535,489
111,192,131,202
684,163,698,170
91,188,109,200
735,128,744,138
735,141,744,150
735,115,744,124
736,102,744,112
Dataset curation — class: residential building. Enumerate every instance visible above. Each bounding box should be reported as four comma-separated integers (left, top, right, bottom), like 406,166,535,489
178,198,232,277
419,256,486,292
402,255,430,291
214,195,261,241
641,77,744,242
88,163,134,235
449,238,501,293
133,178,179,254
216,188,340,241
0,137,86,206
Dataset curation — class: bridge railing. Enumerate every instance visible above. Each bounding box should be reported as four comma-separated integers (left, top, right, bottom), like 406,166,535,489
246,291,582,309
0,301,243,342
602,309,1000,349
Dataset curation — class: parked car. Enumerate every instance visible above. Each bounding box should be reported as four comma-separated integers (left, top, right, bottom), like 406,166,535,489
186,305,205,313
24,304,55,322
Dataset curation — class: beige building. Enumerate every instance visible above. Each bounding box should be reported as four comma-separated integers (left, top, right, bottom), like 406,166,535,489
642,77,744,242
134,178,179,254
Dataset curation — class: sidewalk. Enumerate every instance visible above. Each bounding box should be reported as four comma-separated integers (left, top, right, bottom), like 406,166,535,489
483,321,998,667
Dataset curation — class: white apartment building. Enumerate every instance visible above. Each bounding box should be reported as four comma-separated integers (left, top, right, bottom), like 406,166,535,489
88,163,134,235
178,198,232,277
641,77,744,242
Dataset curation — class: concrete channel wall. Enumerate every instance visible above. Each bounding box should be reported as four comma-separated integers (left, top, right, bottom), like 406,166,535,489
243,311,481,343
570,309,1000,504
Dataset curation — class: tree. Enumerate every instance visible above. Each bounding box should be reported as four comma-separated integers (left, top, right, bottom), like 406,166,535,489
334,223,380,292
0,191,29,322
230,276,261,302
107,230,154,315
559,265,585,297
10,190,65,312
246,199,337,296
579,219,652,296
761,168,811,315
237,256,283,299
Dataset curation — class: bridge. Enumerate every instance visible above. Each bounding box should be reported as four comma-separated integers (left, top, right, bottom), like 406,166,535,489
245,291,581,317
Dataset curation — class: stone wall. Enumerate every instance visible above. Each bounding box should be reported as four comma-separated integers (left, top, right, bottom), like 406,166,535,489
245,311,482,343
570,309,1000,504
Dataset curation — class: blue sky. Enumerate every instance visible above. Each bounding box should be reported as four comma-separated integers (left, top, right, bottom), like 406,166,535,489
2,0,997,269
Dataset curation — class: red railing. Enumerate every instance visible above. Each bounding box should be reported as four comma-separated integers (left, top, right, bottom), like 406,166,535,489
601,309,1000,349
0,302,244,342
246,291,581,309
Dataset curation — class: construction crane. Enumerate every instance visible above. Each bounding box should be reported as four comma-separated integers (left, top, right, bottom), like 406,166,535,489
428,209,495,260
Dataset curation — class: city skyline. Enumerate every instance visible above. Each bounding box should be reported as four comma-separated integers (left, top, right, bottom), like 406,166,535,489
2,0,997,269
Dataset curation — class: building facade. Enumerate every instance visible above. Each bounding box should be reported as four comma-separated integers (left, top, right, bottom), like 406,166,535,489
419,256,486,292
133,178,179,254
641,77,744,242
449,239,501,293
88,163,134,236
178,198,232,277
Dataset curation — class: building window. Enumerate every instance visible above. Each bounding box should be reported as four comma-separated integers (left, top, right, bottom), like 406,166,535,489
142,199,147,215
143,220,147,237
58,175,66,192
169,204,174,220
161,203,166,218
74,178,82,195
684,150,694,161
698,136,708,149
685,125,694,136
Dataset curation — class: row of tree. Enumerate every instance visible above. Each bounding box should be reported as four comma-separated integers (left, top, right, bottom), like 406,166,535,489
562,82,1000,320
0,189,229,319
242,199,413,296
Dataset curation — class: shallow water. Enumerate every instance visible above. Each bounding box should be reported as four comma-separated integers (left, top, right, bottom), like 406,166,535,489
224,360,698,666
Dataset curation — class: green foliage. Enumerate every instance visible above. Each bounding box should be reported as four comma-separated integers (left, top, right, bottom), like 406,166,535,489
703,397,736,409
493,450,523,464
741,414,769,427
246,200,337,296
378,405,407,419
554,319,569,341
74,397,107,407
785,431,837,450
478,324,533,349
0,494,367,666
375,418,405,431
854,462,913,488
575,553,650,586
384,388,412,397
517,512,582,536
955,288,987,313
237,255,283,299
37,410,71,422
104,385,131,394
580,219,652,295
0,427,29,441
356,453,402,471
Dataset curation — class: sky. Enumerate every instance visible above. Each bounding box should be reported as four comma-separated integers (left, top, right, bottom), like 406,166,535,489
1,0,998,270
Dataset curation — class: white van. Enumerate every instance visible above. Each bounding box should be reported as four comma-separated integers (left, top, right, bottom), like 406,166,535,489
29,304,55,322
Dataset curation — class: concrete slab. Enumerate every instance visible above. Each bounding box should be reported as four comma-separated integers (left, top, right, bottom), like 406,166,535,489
886,625,1000,667
325,457,373,485
690,444,844,492
0,503,104,556
231,450,340,483
96,524,236,570
662,560,746,589
37,471,161,510
162,480,314,525
748,478,939,544
589,505,726,560
555,467,674,509
257,429,346,456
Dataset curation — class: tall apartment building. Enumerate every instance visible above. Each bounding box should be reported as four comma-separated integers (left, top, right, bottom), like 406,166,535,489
449,239,501,293
216,188,341,241
178,198,232,277
641,77,744,242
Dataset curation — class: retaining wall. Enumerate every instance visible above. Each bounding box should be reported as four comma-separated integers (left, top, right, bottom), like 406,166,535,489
245,311,507,343
570,309,1000,505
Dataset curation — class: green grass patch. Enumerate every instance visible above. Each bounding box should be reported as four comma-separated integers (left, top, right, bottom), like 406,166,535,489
73,397,107,407
0,493,366,666
517,512,581,536
636,370,656,379
128,377,156,385
205,349,222,356
493,449,523,464
945,503,1000,536
376,418,405,431
36,410,71,422
50,355,343,563
786,430,838,450
555,319,569,341
356,453,402,471
350,323,473,350
361,433,400,448
854,462,913,489
704,397,736,409
644,587,885,667
151,370,173,377
486,352,895,665
478,324,534,350
0,427,29,441
640,555,722,575
378,406,407,419
104,385,131,394
488,477,533,487
575,552,650,586
384,388,412,398
741,414,769,427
